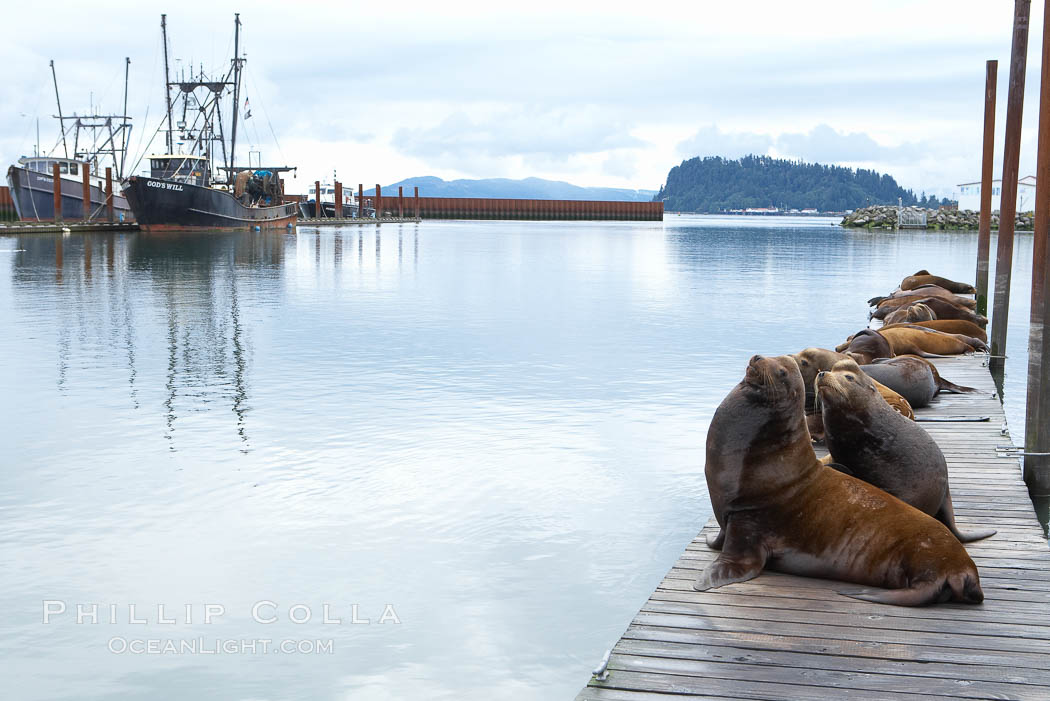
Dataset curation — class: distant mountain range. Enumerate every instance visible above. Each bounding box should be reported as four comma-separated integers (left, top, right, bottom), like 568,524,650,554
364,176,657,201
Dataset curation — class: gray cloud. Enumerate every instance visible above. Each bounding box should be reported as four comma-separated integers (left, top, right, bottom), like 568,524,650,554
677,123,933,165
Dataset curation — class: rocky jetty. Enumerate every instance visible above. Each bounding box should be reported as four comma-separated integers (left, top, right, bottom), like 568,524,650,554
841,205,1034,231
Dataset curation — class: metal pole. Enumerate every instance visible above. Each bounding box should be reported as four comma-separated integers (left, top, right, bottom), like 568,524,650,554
161,15,174,154
990,0,1031,374
82,161,91,220
49,61,68,159
229,13,242,177
1025,0,1050,494
977,59,998,316
105,167,113,223
120,57,130,178
52,163,62,222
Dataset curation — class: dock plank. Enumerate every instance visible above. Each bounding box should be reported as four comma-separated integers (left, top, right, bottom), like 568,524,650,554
577,355,1050,699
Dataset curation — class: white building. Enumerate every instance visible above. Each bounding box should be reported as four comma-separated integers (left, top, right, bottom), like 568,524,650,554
957,176,1036,212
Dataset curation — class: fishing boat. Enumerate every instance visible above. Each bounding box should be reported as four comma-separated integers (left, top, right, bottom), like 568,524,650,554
123,14,297,231
5,60,134,222
299,177,374,218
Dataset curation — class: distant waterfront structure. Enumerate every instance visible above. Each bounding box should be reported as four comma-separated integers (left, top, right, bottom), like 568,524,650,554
957,175,1035,212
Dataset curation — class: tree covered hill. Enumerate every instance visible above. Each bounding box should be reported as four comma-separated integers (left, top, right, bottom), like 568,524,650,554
655,155,941,212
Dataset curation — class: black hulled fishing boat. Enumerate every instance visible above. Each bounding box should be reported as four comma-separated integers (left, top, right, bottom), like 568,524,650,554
123,14,297,231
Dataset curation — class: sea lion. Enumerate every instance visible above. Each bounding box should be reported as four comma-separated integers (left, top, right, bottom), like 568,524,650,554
873,292,977,314
868,285,972,307
790,347,914,419
837,328,893,364
872,297,987,327
901,270,978,294
881,319,987,342
817,359,995,544
862,355,976,408
883,303,935,325
878,326,985,355
696,354,984,605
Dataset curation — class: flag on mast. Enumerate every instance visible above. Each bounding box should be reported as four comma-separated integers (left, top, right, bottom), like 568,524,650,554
244,97,252,120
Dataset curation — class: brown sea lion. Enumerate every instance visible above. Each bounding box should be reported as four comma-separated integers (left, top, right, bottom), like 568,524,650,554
838,329,893,364
873,292,977,313
883,303,935,325
881,319,987,342
697,354,984,605
817,359,994,544
862,355,976,408
868,285,973,307
872,297,987,327
901,270,977,294
790,347,914,419
878,326,983,356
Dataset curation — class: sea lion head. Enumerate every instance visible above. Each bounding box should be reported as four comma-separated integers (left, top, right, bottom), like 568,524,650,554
815,358,879,417
741,354,805,408
789,347,846,407
906,303,935,322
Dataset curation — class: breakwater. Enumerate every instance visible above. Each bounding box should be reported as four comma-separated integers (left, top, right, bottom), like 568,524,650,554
841,205,1034,231
372,195,662,221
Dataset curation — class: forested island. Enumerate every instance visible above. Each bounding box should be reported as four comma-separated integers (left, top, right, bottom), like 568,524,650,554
654,155,952,213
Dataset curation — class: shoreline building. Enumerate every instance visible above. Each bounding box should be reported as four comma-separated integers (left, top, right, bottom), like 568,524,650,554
957,175,1035,212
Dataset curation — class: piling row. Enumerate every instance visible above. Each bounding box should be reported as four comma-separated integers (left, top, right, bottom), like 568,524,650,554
371,196,663,221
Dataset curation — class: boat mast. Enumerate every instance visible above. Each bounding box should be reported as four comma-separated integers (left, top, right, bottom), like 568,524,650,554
229,13,243,176
161,14,174,154
49,60,68,158
121,57,130,177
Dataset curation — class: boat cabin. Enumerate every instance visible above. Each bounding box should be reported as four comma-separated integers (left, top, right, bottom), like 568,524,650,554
18,156,82,176
148,155,209,186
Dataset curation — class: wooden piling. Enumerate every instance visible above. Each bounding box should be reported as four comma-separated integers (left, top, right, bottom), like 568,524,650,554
52,163,62,222
990,0,1032,372
358,184,364,217
376,184,382,217
81,162,91,220
977,60,999,316
398,186,404,219
334,181,342,218
315,181,322,218
414,186,420,219
1025,0,1050,495
105,167,114,223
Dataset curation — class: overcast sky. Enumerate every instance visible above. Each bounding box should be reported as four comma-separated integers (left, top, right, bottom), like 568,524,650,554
2,1,1046,198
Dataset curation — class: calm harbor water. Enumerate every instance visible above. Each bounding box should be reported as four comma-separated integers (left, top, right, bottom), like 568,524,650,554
0,215,1039,700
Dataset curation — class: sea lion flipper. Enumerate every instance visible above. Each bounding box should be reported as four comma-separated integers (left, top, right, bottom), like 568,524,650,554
841,571,983,606
706,529,725,550
839,581,950,606
692,551,765,591
938,378,977,394
935,495,997,542
693,519,767,591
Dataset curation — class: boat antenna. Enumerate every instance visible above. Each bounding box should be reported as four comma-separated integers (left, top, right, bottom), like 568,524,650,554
161,14,174,154
121,57,130,177
229,13,243,176
35,118,40,157
49,60,68,158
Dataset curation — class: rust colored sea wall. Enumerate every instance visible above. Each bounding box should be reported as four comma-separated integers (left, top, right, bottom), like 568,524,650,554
371,196,662,221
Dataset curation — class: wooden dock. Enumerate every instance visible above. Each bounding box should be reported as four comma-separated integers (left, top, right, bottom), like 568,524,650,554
578,354,1050,700
297,217,420,225
0,221,139,234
